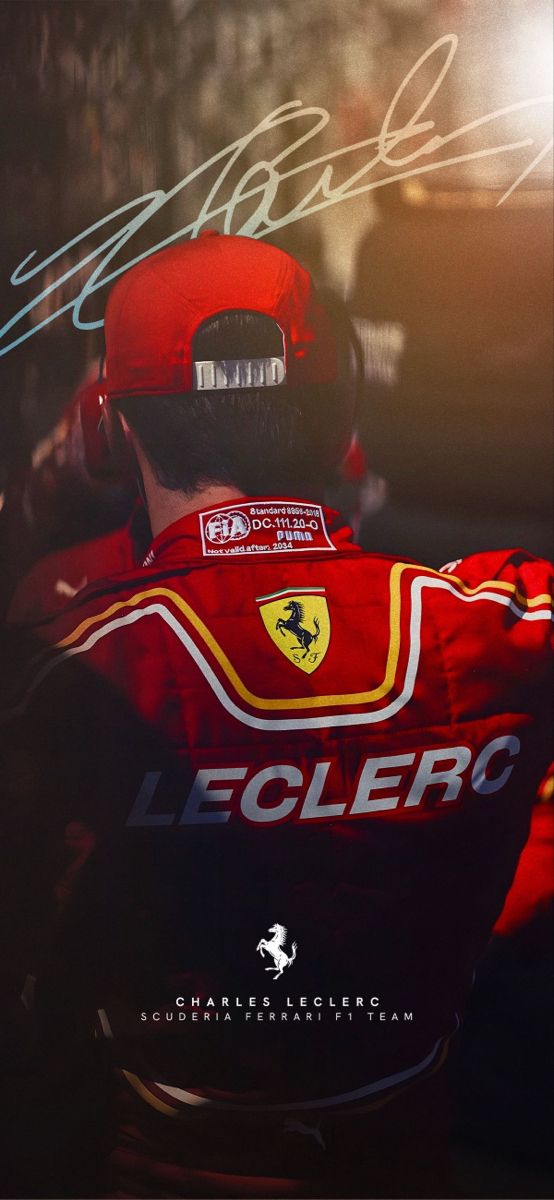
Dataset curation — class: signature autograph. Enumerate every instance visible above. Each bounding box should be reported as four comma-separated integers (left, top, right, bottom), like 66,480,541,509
0,34,551,358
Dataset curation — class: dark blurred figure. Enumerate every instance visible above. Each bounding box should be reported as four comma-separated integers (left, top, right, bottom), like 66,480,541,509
350,180,553,567
1,368,141,619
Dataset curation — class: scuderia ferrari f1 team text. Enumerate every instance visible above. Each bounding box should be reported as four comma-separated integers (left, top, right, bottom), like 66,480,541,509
139,996,414,1024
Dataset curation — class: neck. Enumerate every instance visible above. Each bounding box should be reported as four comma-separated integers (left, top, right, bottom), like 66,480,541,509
145,478,245,540
127,431,319,540
119,420,246,539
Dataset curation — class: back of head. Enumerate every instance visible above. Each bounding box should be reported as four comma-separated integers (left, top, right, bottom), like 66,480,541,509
104,233,356,498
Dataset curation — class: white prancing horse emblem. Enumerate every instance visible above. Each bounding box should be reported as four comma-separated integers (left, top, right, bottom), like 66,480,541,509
256,924,297,980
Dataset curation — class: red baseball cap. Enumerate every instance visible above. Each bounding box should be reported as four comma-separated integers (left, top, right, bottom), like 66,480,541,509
105,232,338,401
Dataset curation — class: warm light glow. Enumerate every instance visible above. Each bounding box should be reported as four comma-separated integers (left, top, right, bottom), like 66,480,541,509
512,15,554,95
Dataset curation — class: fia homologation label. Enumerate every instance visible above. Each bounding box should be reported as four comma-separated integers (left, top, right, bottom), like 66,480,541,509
199,501,336,556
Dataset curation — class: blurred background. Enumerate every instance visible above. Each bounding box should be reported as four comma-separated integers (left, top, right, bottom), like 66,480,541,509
0,1,552,1194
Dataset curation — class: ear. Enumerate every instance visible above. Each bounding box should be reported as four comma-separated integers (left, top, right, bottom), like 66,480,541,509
106,408,155,512
114,411,150,479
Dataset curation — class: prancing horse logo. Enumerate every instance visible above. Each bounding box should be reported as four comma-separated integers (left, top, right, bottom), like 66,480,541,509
256,924,297,980
276,600,320,658
256,588,331,674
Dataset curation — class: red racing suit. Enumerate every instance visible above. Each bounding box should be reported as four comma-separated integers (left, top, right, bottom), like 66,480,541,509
2,496,552,1135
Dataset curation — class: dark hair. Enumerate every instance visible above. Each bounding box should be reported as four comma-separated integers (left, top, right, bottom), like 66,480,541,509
115,309,355,497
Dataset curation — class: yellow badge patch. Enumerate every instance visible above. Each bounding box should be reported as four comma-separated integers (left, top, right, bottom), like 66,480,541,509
257,588,331,674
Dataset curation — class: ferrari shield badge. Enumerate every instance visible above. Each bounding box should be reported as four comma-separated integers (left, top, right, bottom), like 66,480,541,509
256,587,330,674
